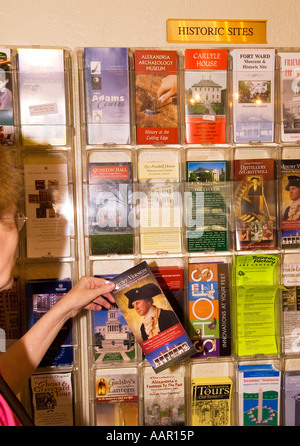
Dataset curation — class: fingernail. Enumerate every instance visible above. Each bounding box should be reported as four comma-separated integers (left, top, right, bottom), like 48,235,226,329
105,280,115,288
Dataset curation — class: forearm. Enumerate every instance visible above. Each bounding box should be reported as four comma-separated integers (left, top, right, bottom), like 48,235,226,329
0,300,71,394
0,276,115,395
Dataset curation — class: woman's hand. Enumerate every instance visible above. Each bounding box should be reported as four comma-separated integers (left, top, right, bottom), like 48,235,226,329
59,276,116,319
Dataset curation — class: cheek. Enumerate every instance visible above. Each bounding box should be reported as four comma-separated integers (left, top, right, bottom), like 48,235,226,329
0,228,18,280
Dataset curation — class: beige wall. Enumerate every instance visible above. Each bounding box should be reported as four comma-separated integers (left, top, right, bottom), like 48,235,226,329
1,0,299,49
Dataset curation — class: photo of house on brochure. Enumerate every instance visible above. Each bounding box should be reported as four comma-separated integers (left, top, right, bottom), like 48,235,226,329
232,49,275,143
184,49,227,144
111,261,195,373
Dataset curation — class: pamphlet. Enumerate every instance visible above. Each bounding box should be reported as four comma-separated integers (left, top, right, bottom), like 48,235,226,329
95,367,138,426
281,158,300,248
26,278,73,367
111,261,195,373
88,162,133,255
23,155,71,258
282,262,300,354
84,47,131,145
138,154,181,254
234,158,276,250
238,364,280,426
17,48,67,145
186,160,228,251
134,50,178,144
94,274,135,363
188,262,231,358
31,372,74,426
0,48,14,145
279,52,300,142
232,49,275,143
235,255,279,356
191,376,232,426
184,49,227,144
143,365,185,426
284,372,300,426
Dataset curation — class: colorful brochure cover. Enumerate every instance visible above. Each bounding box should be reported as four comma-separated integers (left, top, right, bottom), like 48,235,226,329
235,255,280,357
88,162,133,255
284,372,300,426
17,48,67,145
186,160,228,251
84,47,131,145
0,48,14,145
94,274,135,363
31,372,74,426
111,261,195,373
238,364,280,426
137,156,181,254
143,365,185,426
232,49,275,143
134,50,178,144
188,262,231,358
191,376,232,426
281,159,300,248
26,278,73,367
95,367,138,426
184,49,227,144
234,158,276,250
282,262,300,354
24,157,71,258
151,266,184,325
279,53,300,142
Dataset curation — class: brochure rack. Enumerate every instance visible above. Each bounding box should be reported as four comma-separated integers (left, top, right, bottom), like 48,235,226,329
2,45,300,426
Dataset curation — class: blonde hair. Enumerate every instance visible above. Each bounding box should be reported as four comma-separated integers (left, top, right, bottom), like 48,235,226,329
0,149,22,216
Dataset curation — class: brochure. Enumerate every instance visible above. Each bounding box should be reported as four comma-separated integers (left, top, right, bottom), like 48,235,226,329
111,261,195,373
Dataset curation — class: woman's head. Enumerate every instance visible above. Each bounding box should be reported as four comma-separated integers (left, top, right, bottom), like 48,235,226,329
0,149,22,290
0,149,22,218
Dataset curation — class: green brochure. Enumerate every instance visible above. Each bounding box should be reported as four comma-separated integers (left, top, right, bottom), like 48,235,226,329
235,255,280,356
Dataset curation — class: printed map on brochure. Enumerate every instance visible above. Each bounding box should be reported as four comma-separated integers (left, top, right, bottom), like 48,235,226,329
232,49,275,143
17,48,66,145
84,47,131,145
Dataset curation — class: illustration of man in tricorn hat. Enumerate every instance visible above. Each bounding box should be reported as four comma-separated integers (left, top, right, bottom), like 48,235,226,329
283,175,300,220
125,282,178,341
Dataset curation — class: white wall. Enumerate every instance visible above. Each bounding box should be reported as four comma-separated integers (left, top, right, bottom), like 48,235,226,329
1,0,300,48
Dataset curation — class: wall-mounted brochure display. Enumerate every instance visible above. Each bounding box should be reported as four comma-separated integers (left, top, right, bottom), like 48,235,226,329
4,45,300,427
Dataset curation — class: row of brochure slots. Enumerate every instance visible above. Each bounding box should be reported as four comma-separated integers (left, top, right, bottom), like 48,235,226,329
2,249,300,425
29,359,300,427
2,46,300,147
13,144,300,260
